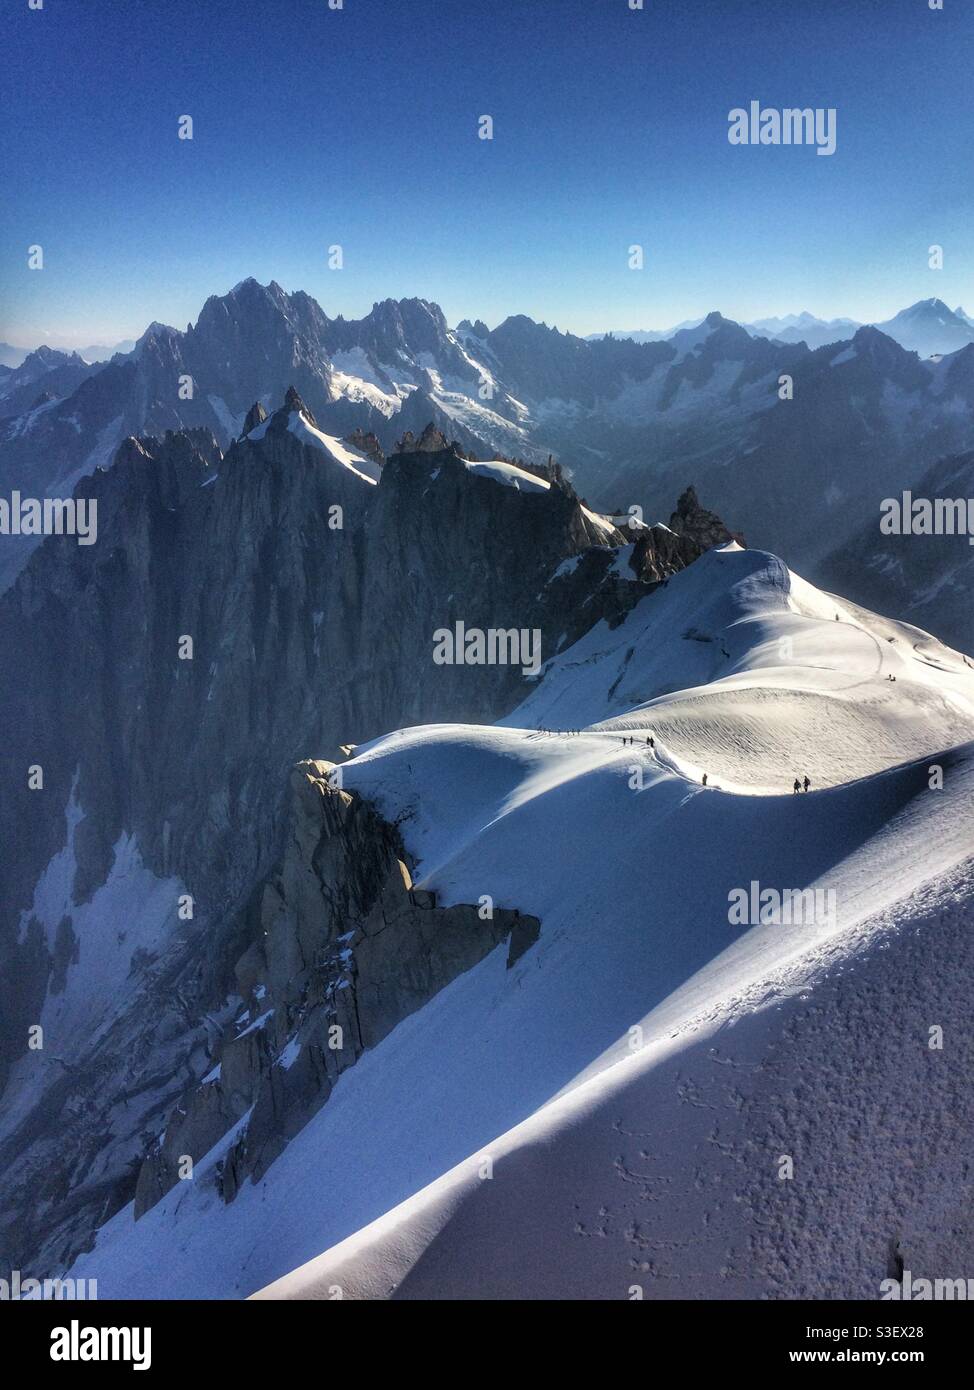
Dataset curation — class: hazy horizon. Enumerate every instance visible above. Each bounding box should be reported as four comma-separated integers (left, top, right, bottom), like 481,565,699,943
2,283,969,357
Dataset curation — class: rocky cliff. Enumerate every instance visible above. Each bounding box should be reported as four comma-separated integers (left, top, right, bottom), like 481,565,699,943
135,761,539,1216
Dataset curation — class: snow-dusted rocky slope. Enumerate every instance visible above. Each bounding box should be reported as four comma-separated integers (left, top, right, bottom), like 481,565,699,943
67,544,974,1298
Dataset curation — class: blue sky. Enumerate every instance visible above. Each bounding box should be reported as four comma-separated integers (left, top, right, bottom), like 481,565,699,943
1,0,971,346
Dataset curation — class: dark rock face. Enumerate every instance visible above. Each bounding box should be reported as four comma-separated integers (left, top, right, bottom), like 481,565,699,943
0,389,736,1272
343,428,384,465
189,281,336,423
457,318,490,341
135,761,539,1216
394,422,450,453
668,485,744,552
241,400,267,436
283,385,312,420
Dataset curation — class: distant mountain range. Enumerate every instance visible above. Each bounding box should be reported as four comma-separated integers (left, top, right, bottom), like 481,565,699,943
0,338,137,369
4,283,974,648
5,298,967,372
588,298,974,356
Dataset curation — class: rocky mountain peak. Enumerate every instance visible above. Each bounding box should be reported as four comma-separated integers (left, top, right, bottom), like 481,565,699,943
26,345,69,367
669,484,743,550
912,297,952,317
242,400,267,436
394,421,452,454
283,384,311,418
457,318,490,339
114,434,156,467
134,321,179,354
282,386,323,429
850,324,906,363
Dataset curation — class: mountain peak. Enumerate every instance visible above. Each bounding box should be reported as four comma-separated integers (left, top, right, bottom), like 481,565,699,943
456,318,490,340
871,300,973,357
896,297,954,320
669,484,743,549
394,421,453,454
854,323,897,342
137,320,177,343
20,344,79,369
283,384,314,421
229,277,285,300
242,400,267,436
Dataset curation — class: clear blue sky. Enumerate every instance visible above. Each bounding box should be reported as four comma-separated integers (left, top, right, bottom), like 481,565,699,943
1,0,971,346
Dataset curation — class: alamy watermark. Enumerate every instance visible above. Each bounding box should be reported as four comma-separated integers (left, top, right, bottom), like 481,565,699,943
0,492,97,545
50,1320,150,1371
881,1269,974,1300
728,880,837,928
1,1269,97,1300
880,492,974,544
433,621,541,677
728,102,836,156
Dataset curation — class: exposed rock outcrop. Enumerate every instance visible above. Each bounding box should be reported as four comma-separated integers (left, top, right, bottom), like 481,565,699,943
283,384,314,422
241,400,267,436
135,761,538,1216
343,428,384,465
668,484,744,551
394,422,451,453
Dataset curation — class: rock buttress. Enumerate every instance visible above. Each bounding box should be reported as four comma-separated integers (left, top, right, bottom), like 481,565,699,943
134,760,539,1216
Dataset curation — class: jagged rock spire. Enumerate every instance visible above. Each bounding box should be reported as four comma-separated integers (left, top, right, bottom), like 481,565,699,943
283,385,317,426
669,485,744,549
242,401,267,436
394,421,451,454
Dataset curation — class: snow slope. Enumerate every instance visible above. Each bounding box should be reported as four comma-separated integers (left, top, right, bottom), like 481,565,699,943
247,408,381,483
256,851,974,1300
69,546,974,1299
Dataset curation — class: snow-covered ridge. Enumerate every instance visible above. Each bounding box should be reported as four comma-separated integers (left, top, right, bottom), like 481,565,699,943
246,407,380,483
458,457,617,536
